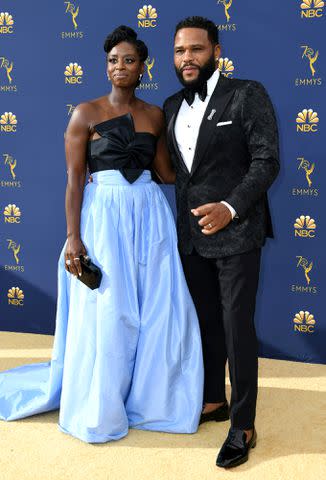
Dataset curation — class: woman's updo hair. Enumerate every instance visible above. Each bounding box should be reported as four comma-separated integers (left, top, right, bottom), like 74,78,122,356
104,25,148,62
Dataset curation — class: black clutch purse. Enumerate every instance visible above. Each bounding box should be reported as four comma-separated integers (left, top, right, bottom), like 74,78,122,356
77,255,102,290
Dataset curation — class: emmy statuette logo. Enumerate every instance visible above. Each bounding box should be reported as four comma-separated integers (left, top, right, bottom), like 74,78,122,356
216,1,236,31
291,255,317,295
4,238,24,272
0,56,18,92
298,157,314,187
137,5,158,28
62,1,83,39
293,311,316,333
66,104,76,116
1,153,21,188
296,45,322,87
301,0,324,18
296,109,319,132
0,57,13,83
218,58,235,77
145,57,155,81
296,256,313,285
0,112,17,133
294,215,316,238
138,57,159,90
4,154,16,179
292,157,318,197
64,63,83,84
0,12,14,34
217,0,233,22
301,45,319,76
7,239,20,264
7,287,24,307
65,1,79,29
3,204,21,224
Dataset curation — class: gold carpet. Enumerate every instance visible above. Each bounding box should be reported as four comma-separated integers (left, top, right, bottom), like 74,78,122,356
0,331,325,480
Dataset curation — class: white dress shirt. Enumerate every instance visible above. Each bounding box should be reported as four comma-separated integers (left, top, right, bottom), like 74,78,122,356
174,68,236,219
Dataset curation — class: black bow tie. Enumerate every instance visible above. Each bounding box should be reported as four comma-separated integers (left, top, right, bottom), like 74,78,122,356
183,82,208,106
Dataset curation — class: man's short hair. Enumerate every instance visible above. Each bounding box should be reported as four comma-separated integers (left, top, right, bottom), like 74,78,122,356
175,16,219,45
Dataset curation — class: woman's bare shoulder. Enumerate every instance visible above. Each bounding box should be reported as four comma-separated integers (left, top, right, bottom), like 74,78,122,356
141,101,165,128
69,96,108,128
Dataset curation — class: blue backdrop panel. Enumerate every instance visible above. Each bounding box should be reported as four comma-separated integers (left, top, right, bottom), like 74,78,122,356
0,1,325,363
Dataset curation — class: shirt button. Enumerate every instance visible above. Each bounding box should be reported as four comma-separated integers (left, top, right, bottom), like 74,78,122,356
187,125,191,128
188,147,192,150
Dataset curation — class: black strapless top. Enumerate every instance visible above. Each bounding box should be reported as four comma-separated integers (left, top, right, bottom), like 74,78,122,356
87,113,157,183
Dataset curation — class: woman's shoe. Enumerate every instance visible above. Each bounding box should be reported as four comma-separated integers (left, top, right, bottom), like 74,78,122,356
199,401,230,424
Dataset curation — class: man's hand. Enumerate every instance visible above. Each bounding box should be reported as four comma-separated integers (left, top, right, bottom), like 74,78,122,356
191,202,232,235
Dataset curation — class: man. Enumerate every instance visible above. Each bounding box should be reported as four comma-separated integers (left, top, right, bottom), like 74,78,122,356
163,16,279,468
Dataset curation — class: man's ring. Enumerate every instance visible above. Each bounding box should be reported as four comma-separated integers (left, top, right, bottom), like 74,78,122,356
208,223,213,229
73,257,80,260
66,259,71,266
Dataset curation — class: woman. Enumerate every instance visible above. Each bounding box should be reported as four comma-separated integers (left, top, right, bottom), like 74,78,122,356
0,26,204,443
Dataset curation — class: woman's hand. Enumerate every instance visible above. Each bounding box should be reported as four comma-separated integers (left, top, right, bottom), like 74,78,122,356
65,236,87,277
64,103,91,274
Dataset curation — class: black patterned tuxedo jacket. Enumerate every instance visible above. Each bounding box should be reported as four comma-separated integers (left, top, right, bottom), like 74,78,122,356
163,74,280,258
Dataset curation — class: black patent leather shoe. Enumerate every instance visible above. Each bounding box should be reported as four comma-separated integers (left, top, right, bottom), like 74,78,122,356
199,401,229,425
216,427,257,468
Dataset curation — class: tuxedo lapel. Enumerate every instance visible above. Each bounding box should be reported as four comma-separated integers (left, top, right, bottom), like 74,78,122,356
167,94,190,175
190,75,236,176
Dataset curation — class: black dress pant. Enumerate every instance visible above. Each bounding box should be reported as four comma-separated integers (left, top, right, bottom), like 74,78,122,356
181,248,261,430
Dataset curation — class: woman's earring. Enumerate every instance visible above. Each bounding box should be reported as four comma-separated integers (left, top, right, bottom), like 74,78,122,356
139,73,143,83
107,73,111,82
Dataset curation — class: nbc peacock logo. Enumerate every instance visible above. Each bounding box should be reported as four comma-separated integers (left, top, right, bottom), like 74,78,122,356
64,62,83,84
137,5,158,28
293,310,316,333
300,0,324,18
296,109,319,132
218,58,235,77
0,12,14,34
0,112,17,133
7,287,24,307
3,203,21,224
294,215,316,238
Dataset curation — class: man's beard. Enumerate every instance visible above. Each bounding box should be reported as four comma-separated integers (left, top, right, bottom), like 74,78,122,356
175,55,216,90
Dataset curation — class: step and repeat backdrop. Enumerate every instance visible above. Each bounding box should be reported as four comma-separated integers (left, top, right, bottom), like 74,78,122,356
0,1,325,363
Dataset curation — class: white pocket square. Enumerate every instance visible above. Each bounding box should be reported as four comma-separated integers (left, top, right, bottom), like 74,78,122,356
216,121,232,127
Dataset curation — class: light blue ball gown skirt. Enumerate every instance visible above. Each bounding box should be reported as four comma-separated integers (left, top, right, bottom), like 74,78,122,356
0,170,204,443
